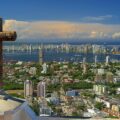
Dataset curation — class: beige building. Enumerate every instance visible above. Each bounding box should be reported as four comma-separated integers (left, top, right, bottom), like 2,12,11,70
24,80,33,98
37,81,46,98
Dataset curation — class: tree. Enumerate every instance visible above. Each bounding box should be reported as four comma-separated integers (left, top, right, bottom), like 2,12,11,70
63,82,93,91
95,102,106,110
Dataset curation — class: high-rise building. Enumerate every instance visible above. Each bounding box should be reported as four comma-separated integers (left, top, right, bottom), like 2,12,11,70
37,81,46,98
82,57,87,74
106,55,110,65
41,63,48,74
39,48,43,65
95,55,97,66
29,44,32,53
24,80,33,98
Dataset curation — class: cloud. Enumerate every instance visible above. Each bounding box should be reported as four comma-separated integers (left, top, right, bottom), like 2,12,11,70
83,15,113,22
3,19,120,40
90,31,108,39
112,32,120,39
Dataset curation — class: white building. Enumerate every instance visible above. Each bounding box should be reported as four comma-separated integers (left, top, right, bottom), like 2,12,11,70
95,97,110,108
41,63,48,74
16,61,23,65
97,69,105,75
105,56,110,65
29,67,37,75
24,80,33,98
113,76,120,83
117,88,120,94
93,85,107,95
94,55,97,66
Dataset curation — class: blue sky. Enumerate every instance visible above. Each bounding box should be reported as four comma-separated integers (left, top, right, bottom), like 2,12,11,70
1,0,120,41
0,0,120,23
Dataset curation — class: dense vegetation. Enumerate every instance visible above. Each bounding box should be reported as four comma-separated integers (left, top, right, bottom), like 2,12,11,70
63,81,93,90
3,83,24,90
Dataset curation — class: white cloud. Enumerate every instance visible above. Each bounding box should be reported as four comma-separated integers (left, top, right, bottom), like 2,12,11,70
90,31,108,38
3,19,120,40
83,15,113,21
112,32,120,39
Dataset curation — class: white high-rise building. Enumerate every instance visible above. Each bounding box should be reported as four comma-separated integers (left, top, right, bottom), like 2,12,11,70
37,81,46,98
24,80,33,98
29,44,32,53
93,85,106,95
41,63,48,74
106,55,110,65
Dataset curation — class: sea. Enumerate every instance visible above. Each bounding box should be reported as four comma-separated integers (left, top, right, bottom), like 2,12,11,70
3,41,120,63
3,50,120,63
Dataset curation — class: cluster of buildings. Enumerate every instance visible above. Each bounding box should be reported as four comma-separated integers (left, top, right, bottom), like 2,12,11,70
92,59,120,118
1,44,120,119
3,43,120,54
24,80,46,99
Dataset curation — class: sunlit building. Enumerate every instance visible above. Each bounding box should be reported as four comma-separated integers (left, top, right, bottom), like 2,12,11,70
24,80,33,98
39,48,43,65
106,56,110,66
37,81,46,98
93,85,107,95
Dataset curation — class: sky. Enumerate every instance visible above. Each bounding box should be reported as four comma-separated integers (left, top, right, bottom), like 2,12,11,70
0,0,120,42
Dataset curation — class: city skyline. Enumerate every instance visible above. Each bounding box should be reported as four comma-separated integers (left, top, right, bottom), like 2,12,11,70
0,1,120,119
1,0,120,42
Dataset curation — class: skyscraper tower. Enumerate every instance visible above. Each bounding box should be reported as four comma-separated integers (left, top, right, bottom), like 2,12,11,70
29,44,32,53
37,81,46,98
95,55,97,66
106,55,110,65
24,80,33,98
39,48,43,65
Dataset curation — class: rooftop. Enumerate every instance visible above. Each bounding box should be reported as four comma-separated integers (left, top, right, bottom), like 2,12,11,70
0,90,23,114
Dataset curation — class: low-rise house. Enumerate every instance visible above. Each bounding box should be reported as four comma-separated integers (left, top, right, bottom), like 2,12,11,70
95,96,120,118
